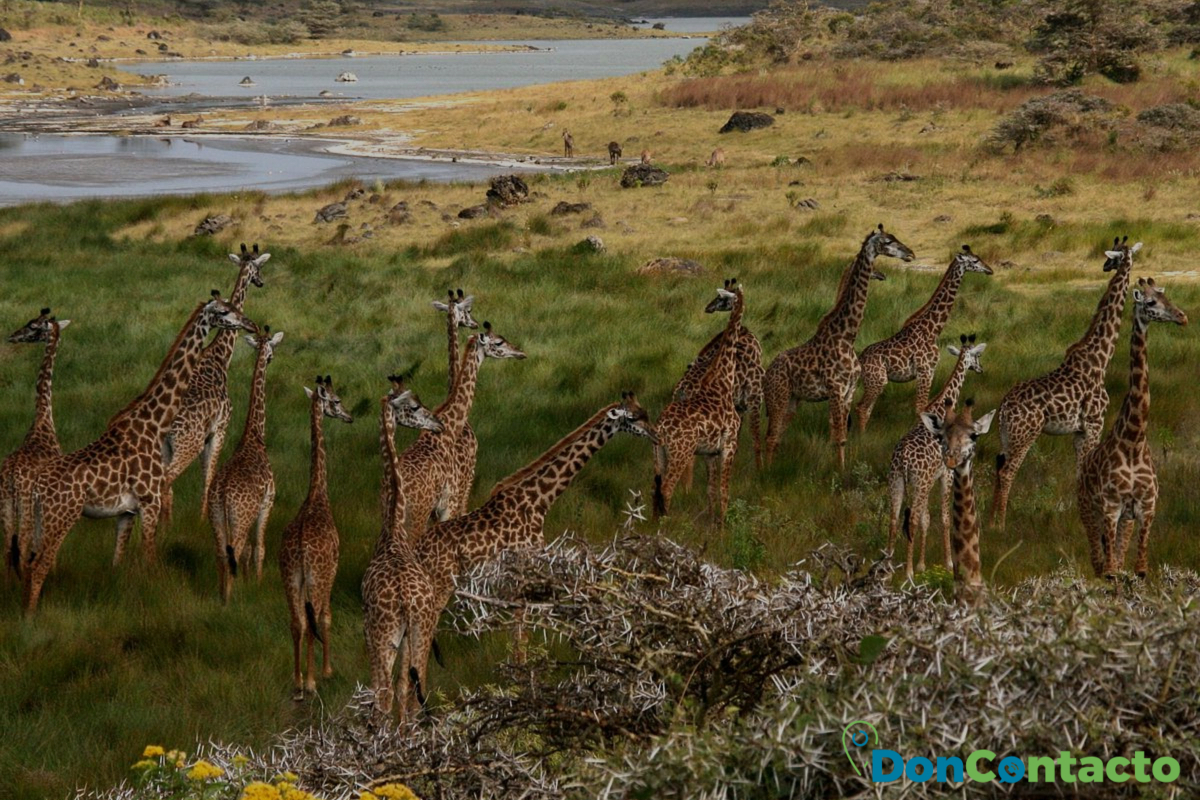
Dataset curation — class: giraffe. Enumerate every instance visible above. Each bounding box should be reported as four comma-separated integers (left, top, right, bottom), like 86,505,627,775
886,334,987,579
653,279,744,524
562,130,574,157
162,243,270,526
362,376,444,717
855,245,993,432
399,320,525,534
1077,278,1187,578
673,279,764,470
762,224,915,468
430,289,482,519
20,293,256,613
206,327,283,603
1,308,70,579
608,141,622,165
391,392,657,716
278,375,352,700
990,238,1139,530
921,399,995,605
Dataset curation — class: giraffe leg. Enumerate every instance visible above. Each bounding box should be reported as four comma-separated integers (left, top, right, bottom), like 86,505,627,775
290,622,305,701
254,489,273,582
138,497,163,564
304,626,317,694
321,605,334,678
160,486,174,532
1077,479,1106,578
368,630,397,716
1131,495,1155,578
886,470,905,553
112,513,136,567
909,479,933,579
914,365,934,416
653,433,696,520
938,470,952,571
199,427,226,521
828,389,849,470
1115,518,1135,572
716,439,739,524
854,359,887,433
746,366,764,470
990,418,1037,531
762,367,790,465
210,494,230,602
1099,506,1122,579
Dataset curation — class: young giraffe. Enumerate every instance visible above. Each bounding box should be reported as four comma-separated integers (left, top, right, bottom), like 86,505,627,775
673,282,765,470
762,225,915,468
362,377,444,717
887,334,987,579
653,279,744,524
278,376,352,700
20,293,256,613
391,393,657,716
399,321,525,534
991,238,1139,529
1077,279,1188,578
1,309,70,579
162,243,270,526
855,245,993,432
921,399,996,606
206,327,284,603
431,289,480,518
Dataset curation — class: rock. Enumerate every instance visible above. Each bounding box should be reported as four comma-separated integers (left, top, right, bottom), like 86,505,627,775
486,174,529,207
239,76,256,86
148,74,169,87
0,28,10,42
1035,214,1055,224
550,200,591,216
620,163,669,188
319,90,333,97
391,201,409,213
719,111,775,134
793,198,820,210
135,49,147,55
575,235,605,254
85,57,100,68
328,115,361,127
368,193,382,204
458,205,489,219
335,71,358,82
3,72,23,85
147,30,162,40
192,214,233,237
419,200,438,210
313,202,349,223
95,75,120,91
98,35,111,42
876,171,921,182
775,107,785,114
581,214,606,229
244,119,275,131
637,257,705,276
157,43,169,52
388,207,411,225
344,187,365,201
933,214,952,223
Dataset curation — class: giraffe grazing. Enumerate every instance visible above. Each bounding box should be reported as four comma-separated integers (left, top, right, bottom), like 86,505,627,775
1,309,70,579
640,149,652,165
430,289,482,519
887,334,987,579
562,130,574,158
762,225,915,468
206,327,283,603
390,392,657,715
362,377,444,718
855,245,993,432
653,279,745,524
706,147,725,168
20,293,256,614
278,375,352,700
162,243,270,527
673,279,765,470
399,320,525,534
991,238,1139,530
607,141,622,165
1077,278,1188,578
920,399,995,605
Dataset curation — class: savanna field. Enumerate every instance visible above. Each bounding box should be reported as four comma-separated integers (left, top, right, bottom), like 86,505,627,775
5,4,1200,797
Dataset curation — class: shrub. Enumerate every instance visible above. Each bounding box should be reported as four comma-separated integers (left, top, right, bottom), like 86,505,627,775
1028,0,1161,85
984,89,1115,152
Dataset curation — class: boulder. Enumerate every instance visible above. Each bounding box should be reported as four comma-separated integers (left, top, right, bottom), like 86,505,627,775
335,71,358,82
458,204,489,219
620,163,669,188
192,214,234,237
637,257,705,276
344,187,365,201
244,119,275,131
551,200,591,216
486,174,529,207
85,57,100,68
328,115,361,127
0,28,11,42
95,75,120,91
575,235,605,253
239,76,256,86
719,111,774,134
313,202,349,223
147,30,162,40
581,213,606,229
3,72,23,85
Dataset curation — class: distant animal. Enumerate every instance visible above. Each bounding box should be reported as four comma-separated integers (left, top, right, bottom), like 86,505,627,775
607,141,622,165
994,61,1013,70
562,129,574,157
706,147,725,168
153,115,171,128
180,115,203,129
640,149,652,164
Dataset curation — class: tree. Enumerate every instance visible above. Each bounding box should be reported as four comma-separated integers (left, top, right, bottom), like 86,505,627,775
301,0,341,39
1029,0,1162,84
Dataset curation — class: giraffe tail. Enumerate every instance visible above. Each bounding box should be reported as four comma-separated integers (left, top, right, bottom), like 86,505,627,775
902,508,913,543
431,638,445,669
305,601,324,644
8,533,19,577
226,544,238,577
409,666,427,710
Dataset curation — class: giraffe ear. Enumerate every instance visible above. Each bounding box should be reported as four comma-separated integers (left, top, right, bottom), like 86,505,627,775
1130,242,1143,254
270,331,284,346
974,410,996,436
304,386,314,399
1104,250,1121,259
606,407,626,420
228,253,242,265
460,295,474,310
971,342,987,355
920,412,942,436
253,253,271,267
1133,289,1146,303
56,319,71,330
244,334,260,348
947,345,961,357
432,301,449,312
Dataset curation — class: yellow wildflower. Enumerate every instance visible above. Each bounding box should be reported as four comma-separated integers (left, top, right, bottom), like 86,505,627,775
359,793,379,800
233,754,250,768
279,785,318,800
131,759,156,771
274,772,299,783
142,745,165,758
167,750,187,767
372,784,420,800
187,760,225,781
240,782,282,800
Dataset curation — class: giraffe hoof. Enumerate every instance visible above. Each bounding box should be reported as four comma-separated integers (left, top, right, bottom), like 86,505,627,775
1136,571,1147,580
292,688,305,702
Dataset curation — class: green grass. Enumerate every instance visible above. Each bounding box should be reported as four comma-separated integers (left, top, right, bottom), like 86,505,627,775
0,194,1198,798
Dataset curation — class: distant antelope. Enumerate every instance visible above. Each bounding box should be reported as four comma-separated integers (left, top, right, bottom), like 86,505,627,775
181,115,203,129
640,149,651,164
706,147,725,168
607,141,622,165
562,130,574,158
153,115,171,128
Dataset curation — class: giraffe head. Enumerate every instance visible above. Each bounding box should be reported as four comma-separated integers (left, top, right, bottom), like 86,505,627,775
7,307,70,344
386,375,444,433
947,333,987,374
478,321,527,360
203,290,258,333
703,278,743,313
954,244,993,276
227,242,271,288
244,325,284,364
921,398,996,474
432,288,479,330
864,223,915,263
305,375,353,423
1102,236,1141,272
607,391,658,443
1133,278,1188,327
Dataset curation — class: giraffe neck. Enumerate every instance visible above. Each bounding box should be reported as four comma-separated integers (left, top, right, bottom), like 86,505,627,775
951,461,982,589
927,351,969,413
24,323,62,451
814,246,875,344
240,344,270,446
110,302,211,436
1064,257,1133,375
1110,313,1151,445
700,290,744,395
445,309,460,393
306,398,328,505
435,335,483,439
201,265,252,371
903,261,964,337
488,404,621,520
378,400,408,553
